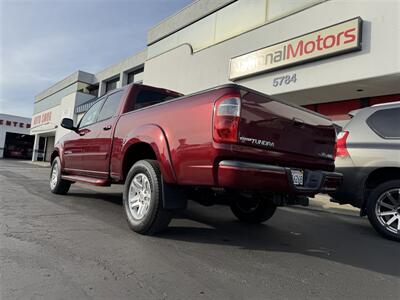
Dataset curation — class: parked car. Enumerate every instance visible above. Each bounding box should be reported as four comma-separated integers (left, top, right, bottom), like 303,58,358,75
331,101,400,241
50,83,341,235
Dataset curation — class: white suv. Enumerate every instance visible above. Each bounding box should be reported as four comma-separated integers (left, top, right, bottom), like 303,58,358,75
331,101,400,241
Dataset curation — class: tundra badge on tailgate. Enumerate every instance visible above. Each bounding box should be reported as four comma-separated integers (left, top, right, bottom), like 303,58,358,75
240,136,275,148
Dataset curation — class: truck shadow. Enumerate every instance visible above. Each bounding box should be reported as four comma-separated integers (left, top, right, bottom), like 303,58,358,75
67,191,124,205
162,203,400,278
65,191,399,278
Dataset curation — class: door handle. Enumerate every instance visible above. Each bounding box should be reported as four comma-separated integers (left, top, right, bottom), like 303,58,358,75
103,125,112,131
79,131,86,136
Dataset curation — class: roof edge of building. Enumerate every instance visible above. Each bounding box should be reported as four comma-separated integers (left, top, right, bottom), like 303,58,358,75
0,113,32,121
147,0,235,45
35,70,95,103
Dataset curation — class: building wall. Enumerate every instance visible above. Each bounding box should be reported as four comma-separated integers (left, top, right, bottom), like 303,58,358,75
56,92,81,142
31,105,61,138
143,0,399,105
0,114,32,158
31,91,95,146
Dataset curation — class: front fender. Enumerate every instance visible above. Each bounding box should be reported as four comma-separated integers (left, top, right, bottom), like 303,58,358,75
51,144,64,168
120,124,176,183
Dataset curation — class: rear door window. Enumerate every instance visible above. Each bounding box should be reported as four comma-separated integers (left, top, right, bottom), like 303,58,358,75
134,90,176,110
366,107,400,139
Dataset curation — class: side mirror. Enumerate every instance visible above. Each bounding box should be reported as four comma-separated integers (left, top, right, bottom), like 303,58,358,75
61,118,76,131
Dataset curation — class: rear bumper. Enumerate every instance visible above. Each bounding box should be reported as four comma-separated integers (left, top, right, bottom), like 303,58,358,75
217,160,342,196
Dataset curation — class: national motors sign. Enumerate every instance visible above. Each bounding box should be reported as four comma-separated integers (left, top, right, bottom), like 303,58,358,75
229,17,362,80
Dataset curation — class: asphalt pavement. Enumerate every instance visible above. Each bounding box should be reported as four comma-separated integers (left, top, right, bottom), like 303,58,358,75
1,159,399,300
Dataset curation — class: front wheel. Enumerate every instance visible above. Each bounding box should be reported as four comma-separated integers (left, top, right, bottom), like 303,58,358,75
230,195,277,224
367,180,400,242
123,160,171,235
50,157,71,195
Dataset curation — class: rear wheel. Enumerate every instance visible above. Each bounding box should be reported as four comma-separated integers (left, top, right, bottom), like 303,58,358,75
123,160,171,235
49,157,71,195
367,180,400,242
230,194,277,224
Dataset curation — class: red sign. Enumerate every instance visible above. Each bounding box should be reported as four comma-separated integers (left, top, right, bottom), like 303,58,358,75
230,17,362,80
33,111,52,126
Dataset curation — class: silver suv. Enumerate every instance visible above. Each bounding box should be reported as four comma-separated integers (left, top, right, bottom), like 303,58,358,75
331,101,400,241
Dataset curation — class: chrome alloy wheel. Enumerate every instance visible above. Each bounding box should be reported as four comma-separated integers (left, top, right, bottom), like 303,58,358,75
50,162,59,190
128,173,152,220
375,188,400,234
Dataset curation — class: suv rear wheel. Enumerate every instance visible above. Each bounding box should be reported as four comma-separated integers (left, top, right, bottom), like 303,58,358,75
123,160,172,235
230,194,277,224
367,180,400,242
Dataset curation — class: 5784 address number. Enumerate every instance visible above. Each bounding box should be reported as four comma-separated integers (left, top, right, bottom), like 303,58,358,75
272,73,297,87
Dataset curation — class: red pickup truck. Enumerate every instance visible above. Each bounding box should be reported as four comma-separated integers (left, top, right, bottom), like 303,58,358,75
51,83,341,234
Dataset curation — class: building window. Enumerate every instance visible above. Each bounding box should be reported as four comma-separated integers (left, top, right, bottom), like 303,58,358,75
127,68,144,84
87,84,99,96
105,77,119,93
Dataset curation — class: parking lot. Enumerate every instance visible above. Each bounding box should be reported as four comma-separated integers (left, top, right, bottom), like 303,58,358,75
1,159,399,299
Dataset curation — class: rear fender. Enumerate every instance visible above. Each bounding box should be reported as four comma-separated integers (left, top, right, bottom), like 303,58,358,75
121,124,176,184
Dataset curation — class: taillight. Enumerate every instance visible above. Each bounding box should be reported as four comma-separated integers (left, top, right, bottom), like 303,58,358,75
213,94,241,143
335,131,349,158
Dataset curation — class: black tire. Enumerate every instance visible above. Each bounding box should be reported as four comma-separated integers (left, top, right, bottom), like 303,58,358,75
50,157,71,195
366,180,400,242
230,195,277,224
123,160,171,235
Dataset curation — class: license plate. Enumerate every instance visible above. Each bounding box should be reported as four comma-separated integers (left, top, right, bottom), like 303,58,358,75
291,169,304,186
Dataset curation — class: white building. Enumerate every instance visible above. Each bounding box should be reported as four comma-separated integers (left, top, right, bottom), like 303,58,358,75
0,114,33,159
31,0,400,161
30,52,145,161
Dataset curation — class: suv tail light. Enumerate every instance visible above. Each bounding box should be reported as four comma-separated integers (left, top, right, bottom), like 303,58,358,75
335,131,349,158
213,94,241,143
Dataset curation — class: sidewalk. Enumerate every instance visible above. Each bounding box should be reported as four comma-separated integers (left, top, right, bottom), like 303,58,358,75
20,160,51,168
307,194,359,216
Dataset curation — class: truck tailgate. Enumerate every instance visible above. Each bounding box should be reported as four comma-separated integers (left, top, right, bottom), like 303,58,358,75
238,89,336,163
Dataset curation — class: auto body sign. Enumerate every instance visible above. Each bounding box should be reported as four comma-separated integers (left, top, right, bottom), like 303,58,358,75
229,17,362,80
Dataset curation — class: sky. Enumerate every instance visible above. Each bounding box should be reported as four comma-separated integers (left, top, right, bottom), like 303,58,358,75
0,0,193,118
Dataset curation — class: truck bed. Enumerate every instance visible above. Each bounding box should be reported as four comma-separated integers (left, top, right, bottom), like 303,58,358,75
112,84,336,188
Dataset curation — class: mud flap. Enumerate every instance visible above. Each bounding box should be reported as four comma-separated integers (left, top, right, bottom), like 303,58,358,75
161,180,187,210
